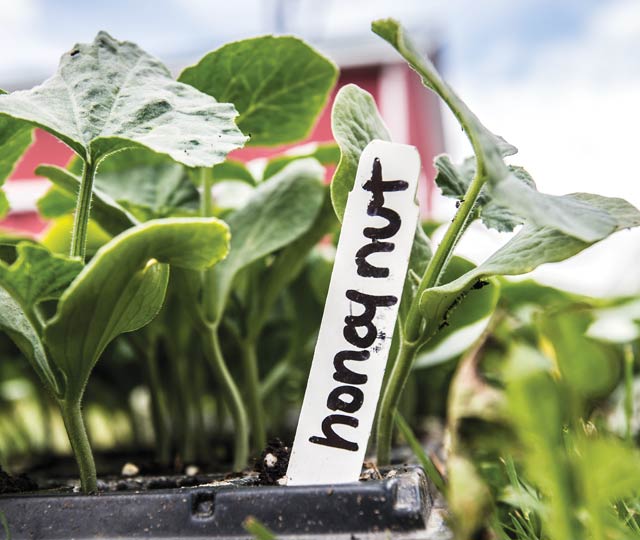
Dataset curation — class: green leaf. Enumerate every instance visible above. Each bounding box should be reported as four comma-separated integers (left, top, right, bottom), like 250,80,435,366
578,436,640,506
395,412,446,493
212,159,256,186
36,164,137,236
538,307,620,401
503,343,579,539
0,243,83,305
0,231,36,264
243,516,277,540
0,190,8,217
435,155,536,233
419,194,640,342
0,89,33,218
307,244,335,306
329,84,391,221
0,288,59,395
448,455,493,539
40,215,111,256
499,279,584,310
179,36,337,147
248,190,337,339
44,218,230,401
399,225,433,326
0,32,246,167
38,149,201,226
208,158,325,323
414,257,499,367
372,19,617,243
91,148,199,218
262,143,340,180
0,243,81,397
37,186,76,218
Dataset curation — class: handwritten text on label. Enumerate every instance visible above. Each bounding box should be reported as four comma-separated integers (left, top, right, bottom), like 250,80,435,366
287,140,420,486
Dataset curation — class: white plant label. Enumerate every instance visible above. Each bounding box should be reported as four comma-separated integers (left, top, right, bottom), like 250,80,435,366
287,140,421,486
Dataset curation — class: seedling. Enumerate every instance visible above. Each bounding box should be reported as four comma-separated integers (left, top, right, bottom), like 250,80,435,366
0,31,338,491
333,19,640,464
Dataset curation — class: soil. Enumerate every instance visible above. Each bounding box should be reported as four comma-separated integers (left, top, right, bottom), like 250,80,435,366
254,438,291,485
2,436,426,496
0,467,38,494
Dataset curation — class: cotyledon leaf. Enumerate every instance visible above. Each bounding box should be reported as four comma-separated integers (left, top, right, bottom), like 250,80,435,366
372,18,616,243
329,84,391,221
0,244,82,396
0,32,247,167
0,89,33,217
247,188,337,339
44,218,230,402
328,82,431,325
207,158,325,324
179,36,337,147
419,193,640,342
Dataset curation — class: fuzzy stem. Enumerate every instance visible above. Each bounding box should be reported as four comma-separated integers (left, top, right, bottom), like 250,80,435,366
241,339,266,451
376,341,416,465
59,399,97,493
376,167,486,465
70,160,96,261
200,169,218,323
202,326,249,470
198,167,250,468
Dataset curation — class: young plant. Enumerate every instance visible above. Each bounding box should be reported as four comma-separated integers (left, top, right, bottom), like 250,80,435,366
328,19,640,465
177,35,337,460
0,32,246,491
11,34,338,470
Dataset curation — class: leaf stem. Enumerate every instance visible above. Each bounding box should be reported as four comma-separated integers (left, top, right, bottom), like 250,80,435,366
376,340,416,465
241,339,266,451
145,342,172,463
200,169,219,323
395,411,446,494
198,167,250,469
376,166,486,465
70,159,96,261
202,325,249,470
59,399,97,493
624,344,634,443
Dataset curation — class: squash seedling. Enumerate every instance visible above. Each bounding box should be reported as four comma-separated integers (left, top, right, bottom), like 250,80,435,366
328,19,640,464
0,32,245,492
10,34,339,473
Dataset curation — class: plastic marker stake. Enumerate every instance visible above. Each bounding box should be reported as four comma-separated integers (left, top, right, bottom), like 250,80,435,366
287,140,420,485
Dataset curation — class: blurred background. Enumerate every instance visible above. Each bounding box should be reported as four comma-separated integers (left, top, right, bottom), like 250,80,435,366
1,0,639,297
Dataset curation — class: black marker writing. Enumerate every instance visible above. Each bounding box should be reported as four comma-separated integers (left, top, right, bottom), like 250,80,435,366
310,158,405,452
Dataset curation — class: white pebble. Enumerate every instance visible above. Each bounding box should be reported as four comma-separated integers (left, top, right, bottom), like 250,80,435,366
264,453,278,468
121,462,139,477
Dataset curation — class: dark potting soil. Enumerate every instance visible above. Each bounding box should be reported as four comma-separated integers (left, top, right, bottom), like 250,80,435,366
5,439,291,495
5,433,435,496
0,467,38,494
254,437,290,485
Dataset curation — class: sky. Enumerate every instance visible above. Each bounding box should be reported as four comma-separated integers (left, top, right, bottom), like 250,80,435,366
1,0,639,297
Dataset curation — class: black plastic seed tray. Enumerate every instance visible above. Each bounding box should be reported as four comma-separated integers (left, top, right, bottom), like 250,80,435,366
0,465,450,539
